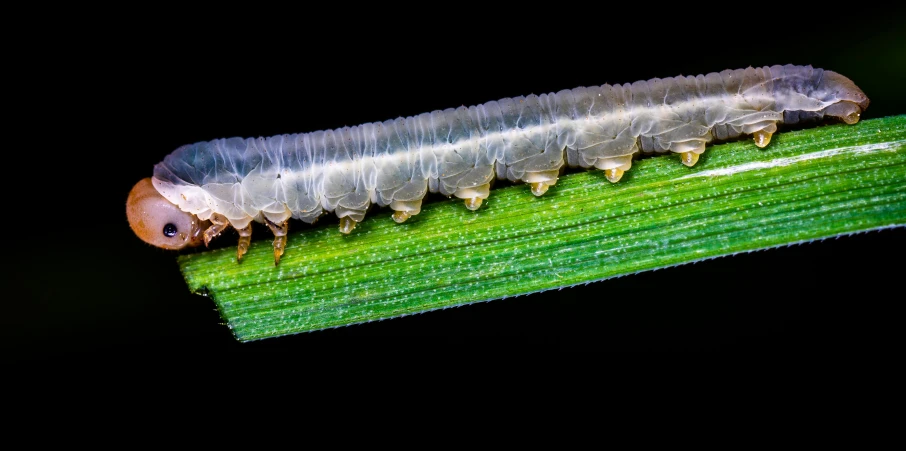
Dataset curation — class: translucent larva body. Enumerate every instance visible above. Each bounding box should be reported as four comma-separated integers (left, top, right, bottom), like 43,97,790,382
127,64,869,263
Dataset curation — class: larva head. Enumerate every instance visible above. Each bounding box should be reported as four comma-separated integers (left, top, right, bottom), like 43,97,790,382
816,71,870,124
127,178,207,250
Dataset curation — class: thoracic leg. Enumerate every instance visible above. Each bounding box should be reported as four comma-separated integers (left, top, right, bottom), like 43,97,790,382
203,213,231,247
593,154,634,183
266,219,289,265
236,223,252,262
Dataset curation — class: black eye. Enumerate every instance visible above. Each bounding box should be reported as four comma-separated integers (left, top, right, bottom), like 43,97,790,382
162,223,178,237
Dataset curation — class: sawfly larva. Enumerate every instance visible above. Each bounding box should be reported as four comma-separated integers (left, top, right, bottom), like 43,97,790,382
127,64,869,264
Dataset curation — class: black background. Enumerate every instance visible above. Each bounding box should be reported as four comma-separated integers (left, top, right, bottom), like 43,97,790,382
10,8,905,355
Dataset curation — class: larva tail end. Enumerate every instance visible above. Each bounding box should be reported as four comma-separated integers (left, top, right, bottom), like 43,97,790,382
824,101,863,125
127,178,208,250
820,71,870,112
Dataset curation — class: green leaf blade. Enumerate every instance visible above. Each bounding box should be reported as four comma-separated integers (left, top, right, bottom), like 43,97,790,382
179,115,906,341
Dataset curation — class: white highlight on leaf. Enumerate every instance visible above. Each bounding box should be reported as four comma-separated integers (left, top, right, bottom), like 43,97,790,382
676,141,904,180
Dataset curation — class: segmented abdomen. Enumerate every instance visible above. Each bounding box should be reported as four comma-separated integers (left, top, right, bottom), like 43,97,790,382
151,64,860,229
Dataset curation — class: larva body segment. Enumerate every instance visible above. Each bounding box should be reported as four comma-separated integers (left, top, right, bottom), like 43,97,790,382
129,64,869,263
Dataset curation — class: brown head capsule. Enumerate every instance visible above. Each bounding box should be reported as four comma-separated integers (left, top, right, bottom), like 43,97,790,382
126,178,208,250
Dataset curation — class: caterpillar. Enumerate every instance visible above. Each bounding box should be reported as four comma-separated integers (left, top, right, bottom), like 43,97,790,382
126,64,869,264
